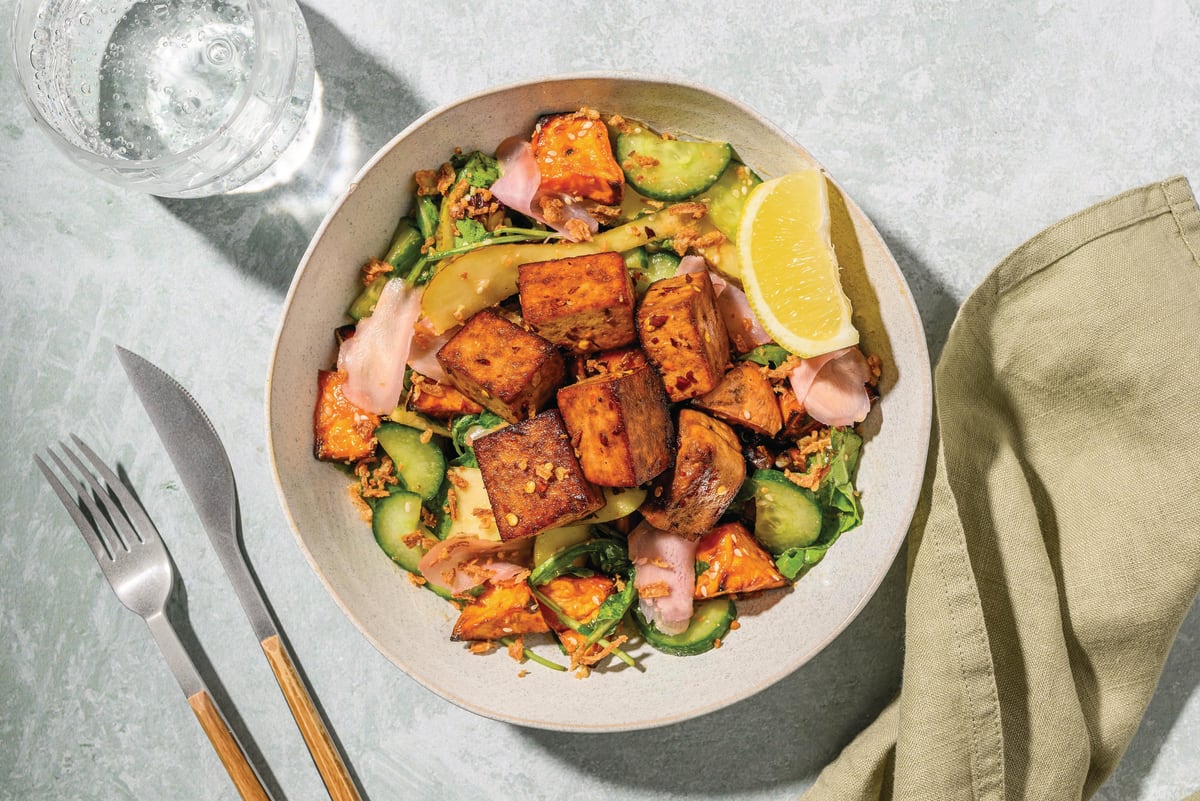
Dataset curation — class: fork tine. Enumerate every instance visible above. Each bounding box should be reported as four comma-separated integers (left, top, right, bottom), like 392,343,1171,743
49,445,132,555
70,434,162,546
35,452,115,563
57,440,143,554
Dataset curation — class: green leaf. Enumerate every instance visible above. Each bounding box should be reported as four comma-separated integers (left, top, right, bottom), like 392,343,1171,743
741,343,791,369
817,427,864,537
579,577,637,646
455,218,489,245
695,560,711,579
450,150,500,189
529,537,631,586
450,411,506,456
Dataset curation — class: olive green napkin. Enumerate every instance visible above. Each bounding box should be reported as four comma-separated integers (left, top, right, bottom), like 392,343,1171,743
804,177,1200,801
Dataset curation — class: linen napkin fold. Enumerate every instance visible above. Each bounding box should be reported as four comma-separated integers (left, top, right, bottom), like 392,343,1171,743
804,177,1200,801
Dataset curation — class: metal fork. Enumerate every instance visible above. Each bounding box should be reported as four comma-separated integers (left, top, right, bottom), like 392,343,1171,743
35,435,274,801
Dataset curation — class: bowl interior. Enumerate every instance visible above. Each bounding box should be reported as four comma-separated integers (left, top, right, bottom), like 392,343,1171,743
267,75,931,732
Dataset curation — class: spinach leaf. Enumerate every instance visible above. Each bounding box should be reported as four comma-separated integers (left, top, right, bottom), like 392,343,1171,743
450,411,506,456
741,343,791,369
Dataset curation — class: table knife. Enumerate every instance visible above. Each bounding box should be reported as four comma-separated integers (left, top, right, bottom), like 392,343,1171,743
117,346,363,801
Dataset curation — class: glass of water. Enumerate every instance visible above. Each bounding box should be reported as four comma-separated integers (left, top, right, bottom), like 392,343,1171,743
11,0,315,198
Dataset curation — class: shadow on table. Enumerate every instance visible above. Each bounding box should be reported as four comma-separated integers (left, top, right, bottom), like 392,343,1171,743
156,4,428,297
517,552,907,797
1093,597,1200,800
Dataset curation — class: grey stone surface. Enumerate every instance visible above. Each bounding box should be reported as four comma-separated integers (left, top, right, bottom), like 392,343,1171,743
2,1,1197,799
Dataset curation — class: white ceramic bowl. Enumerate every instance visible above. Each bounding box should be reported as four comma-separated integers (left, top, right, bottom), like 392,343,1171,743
267,74,932,732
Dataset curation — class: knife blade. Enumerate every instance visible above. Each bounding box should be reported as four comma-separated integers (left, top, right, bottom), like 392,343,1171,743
117,346,363,801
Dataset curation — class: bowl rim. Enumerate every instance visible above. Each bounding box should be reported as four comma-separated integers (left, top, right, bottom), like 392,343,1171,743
265,71,933,730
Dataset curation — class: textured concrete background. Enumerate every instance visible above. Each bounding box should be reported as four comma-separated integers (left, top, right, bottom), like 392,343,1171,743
2,1,1198,799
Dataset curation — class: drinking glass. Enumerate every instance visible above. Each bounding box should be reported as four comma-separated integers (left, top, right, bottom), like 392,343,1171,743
11,0,315,197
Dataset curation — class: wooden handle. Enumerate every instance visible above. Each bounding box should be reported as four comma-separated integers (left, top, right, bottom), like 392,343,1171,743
261,634,361,801
187,690,270,801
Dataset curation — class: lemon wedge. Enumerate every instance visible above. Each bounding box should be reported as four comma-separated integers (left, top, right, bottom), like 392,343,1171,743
737,169,859,358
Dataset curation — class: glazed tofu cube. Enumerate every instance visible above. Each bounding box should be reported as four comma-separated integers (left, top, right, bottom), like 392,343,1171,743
641,409,746,539
556,363,674,487
474,409,605,541
693,362,783,437
408,374,484,420
637,271,731,401
590,346,649,376
436,310,565,423
518,252,636,353
531,111,624,205
313,370,379,462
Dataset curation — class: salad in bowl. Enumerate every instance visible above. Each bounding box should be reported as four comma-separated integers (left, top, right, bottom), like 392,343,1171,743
268,75,930,730
312,107,880,676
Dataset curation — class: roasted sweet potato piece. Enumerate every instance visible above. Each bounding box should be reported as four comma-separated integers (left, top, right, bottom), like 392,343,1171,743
641,409,746,539
531,111,624,205
637,271,731,401
538,575,616,664
452,581,549,642
313,370,380,462
778,386,817,440
518,252,636,353
693,362,783,437
408,374,484,419
557,364,673,487
474,409,605,541
694,521,787,599
436,310,565,423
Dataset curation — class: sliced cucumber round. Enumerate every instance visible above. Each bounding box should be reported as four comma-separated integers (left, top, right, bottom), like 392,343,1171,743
634,598,737,656
747,469,822,553
616,130,732,202
372,490,427,573
699,161,762,241
375,422,446,502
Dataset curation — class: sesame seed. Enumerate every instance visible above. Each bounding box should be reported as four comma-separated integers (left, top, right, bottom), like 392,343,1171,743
505,513,519,526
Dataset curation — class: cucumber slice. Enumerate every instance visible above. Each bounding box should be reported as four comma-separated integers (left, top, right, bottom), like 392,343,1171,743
746,469,823,553
372,491,426,572
698,162,762,242
634,598,736,656
383,218,424,270
347,274,389,321
616,130,732,202
375,422,446,502
624,248,680,296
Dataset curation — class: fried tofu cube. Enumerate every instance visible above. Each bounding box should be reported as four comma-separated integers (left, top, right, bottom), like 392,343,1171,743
693,362,783,437
436,310,565,423
641,409,746,539
531,111,624,205
451,581,550,642
557,364,673,487
408,374,485,419
694,521,787,599
592,346,649,375
313,370,379,462
637,271,731,401
518,252,636,354
474,409,605,541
